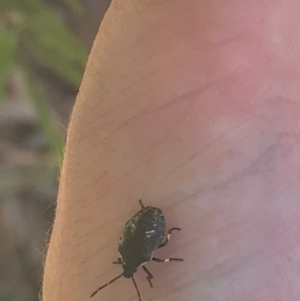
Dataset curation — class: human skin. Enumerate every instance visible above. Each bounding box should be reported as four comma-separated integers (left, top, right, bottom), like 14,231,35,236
43,1,300,301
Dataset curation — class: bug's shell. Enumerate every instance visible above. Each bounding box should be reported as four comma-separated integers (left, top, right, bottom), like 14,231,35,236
118,206,166,278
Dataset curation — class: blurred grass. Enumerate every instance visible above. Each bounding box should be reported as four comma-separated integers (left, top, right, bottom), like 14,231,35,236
0,0,89,162
0,2,111,301
20,62,65,162
0,30,17,103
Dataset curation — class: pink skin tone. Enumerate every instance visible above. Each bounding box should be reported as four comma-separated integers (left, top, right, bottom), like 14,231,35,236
43,1,300,301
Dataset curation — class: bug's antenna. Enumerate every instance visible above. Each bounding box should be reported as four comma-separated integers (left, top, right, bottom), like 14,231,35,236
132,275,142,301
139,199,144,208
90,273,123,298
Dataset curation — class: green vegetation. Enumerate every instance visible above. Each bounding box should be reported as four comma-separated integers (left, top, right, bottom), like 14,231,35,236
0,0,88,161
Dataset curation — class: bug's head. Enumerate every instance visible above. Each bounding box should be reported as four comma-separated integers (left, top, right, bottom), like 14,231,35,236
123,263,137,278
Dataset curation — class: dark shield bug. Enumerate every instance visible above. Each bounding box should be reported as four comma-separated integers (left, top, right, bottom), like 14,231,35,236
90,199,183,300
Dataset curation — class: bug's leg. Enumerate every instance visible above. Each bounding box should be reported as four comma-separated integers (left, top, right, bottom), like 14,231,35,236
142,266,154,288
159,227,181,248
113,258,122,265
152,257,183,262
139,199,144,208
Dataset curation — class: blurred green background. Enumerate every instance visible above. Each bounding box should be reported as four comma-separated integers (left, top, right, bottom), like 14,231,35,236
0,0,111,300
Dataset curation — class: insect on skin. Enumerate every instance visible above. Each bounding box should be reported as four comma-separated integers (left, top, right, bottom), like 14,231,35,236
90,199,183,300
